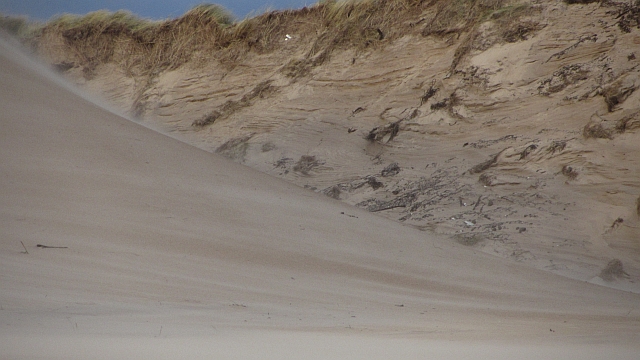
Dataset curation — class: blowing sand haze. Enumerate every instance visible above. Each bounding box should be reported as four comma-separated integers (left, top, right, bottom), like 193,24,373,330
1,0,640,358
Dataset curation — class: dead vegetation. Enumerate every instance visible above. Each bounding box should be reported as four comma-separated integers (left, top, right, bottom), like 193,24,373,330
192,111,221,127
583,121,613,140
579,111,639,140
538,64,589,95
420,83,439,105
429,92,464,119
293,155,322,175
599,258,629,281
381,162,401,177
610,217,624,229
602,79,636,112
366,120,401,143
192,81,277,127
454,232,484,246
468,153,499,174
422,0,505,37
33,0,421,79
547,140,567,154
38,6,235,77
323,185,342,199
478,173,497,186
615,111,640,133
422,0,541,71
561,165,579,180
519,144,538,160
215,134,253,161
612,0,640,33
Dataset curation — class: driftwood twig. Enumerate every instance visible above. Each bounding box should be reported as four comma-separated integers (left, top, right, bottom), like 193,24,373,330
20,241,29,254
37,244,68,249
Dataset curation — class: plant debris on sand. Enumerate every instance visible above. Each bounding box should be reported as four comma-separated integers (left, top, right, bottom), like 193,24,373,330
600,259,629,281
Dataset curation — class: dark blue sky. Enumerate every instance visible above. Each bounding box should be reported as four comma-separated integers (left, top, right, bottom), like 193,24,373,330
0,0,315,21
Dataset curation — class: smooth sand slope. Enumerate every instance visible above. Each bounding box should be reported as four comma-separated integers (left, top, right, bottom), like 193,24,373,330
1,37,639,359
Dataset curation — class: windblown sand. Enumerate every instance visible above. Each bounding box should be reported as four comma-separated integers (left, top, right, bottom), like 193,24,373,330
1,32,639,359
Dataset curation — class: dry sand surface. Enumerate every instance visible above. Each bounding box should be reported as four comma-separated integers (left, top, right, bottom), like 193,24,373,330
1,7,640,359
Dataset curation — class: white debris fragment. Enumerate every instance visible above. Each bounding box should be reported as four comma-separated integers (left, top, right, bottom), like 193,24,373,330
464,221,475,226
285,34,292,41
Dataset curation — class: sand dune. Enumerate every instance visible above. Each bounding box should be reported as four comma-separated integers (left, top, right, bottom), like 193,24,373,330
36,0,640,291
1,33,639,359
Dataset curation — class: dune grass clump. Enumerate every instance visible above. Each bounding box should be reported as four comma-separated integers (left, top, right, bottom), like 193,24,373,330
0,14,26,34
281,0,427,78
426,0,535,37
188,4,235,26
421,0,542,71
38,5,236,77
29,0,547,83
48,10,153,34
320,0,395,47
0,14,43,44
423,0,505,36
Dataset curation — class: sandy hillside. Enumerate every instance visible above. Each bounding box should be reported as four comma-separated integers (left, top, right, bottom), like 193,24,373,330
32,0,640,292
2,32,640,359
1,0,640,358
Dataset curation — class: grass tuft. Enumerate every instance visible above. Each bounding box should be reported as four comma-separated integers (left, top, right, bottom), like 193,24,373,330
0,13,43,42
185,4,235,26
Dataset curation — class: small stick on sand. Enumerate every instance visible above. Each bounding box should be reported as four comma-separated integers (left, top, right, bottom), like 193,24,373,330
20,241,29,254
473,195,483,211
37,244,68,249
